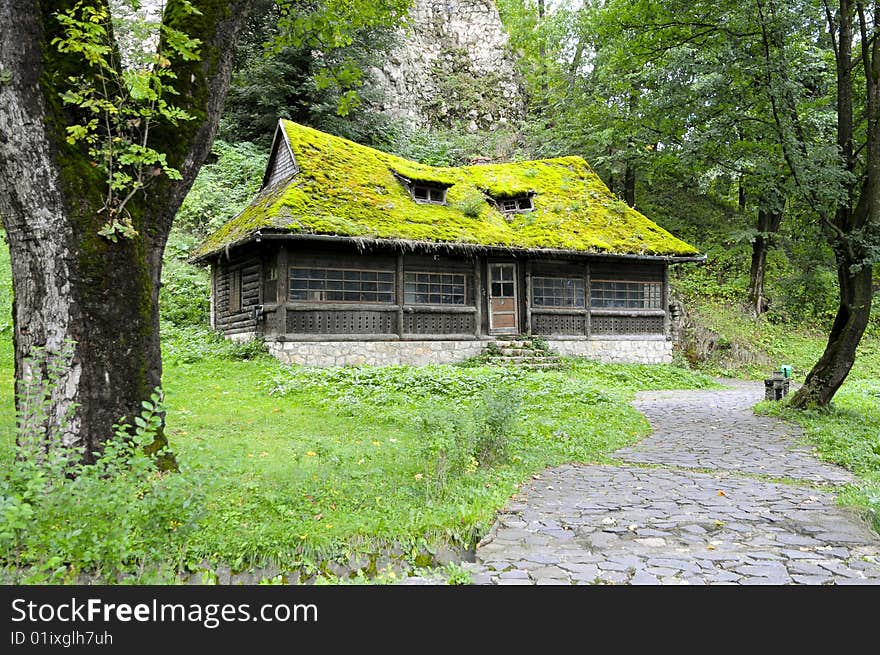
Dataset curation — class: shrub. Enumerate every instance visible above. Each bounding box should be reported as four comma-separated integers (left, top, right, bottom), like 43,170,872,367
415,405,472,501
162,323,269,364
453,190,487,218
0,347,201,583
471,387,521,466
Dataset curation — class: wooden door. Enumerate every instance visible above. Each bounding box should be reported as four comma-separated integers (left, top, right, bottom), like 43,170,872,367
489,263,518,333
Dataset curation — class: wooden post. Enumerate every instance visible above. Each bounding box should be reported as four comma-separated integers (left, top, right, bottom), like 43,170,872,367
397,252,405,337
662,262,670,339
277,244,288,337
209,261,216,330
473,256,483,338
585,261,591,337
524,259,532,335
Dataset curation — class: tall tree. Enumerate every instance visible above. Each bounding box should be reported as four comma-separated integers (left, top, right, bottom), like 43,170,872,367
585,0,878,404
0,0,256,462
784,0,879,406
0,0,410,463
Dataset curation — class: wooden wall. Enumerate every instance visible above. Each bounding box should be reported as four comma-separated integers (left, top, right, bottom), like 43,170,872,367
213,245,263,335
212,240,670,340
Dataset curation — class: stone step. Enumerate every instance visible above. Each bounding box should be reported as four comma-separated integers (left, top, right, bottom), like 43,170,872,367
485,356,561,365
486,360,561,370
497,348,545,357
491,340,552,351
491,341,531,349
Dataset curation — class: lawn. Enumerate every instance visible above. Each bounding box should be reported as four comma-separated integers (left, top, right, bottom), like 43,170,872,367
0,327,715,581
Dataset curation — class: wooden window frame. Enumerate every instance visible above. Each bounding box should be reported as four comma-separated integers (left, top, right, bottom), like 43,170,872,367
288,266,395,304
497,194,534,213
411,184,447,205
229,268,242,312
532,276,585,308
404,271,469,306
590,279,663,309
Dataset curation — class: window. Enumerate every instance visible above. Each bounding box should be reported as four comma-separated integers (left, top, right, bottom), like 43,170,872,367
289,268,395,303
590,280,662,309
532,277,585,308
404,272,467,305
497,195,533,213
490,264,516,297
411,185,447,204
229,269,242,312
264,261,278,303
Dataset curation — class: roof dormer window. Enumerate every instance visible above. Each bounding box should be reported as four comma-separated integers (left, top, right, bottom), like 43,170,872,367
497,194,534,213
411,184,447,205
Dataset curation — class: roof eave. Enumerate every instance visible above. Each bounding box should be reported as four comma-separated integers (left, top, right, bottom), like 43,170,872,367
189,231,706,265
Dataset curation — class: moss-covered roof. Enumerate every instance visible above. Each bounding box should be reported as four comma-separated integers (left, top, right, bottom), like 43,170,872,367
191,119,700,261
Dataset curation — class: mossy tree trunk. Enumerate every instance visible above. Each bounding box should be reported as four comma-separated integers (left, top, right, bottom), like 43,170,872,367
0,0,255,462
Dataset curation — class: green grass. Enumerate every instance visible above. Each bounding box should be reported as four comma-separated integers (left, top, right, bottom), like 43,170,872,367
677,296,880,383
0,325,715,577
156,353,714,572
759,381,880,533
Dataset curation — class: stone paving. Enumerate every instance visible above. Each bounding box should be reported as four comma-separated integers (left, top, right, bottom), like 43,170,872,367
466,380,880,585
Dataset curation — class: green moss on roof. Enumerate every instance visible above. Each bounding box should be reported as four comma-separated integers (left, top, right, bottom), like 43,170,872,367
192,120,700,260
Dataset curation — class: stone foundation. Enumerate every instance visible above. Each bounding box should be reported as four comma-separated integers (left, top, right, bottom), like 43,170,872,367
227,331,258,343
549,338,672,365
268,340,487,367
262,337,672,367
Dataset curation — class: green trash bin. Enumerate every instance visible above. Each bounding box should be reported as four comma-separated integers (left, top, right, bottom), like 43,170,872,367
780,365,793,379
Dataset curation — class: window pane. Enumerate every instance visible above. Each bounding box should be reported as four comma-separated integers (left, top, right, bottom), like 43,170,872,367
590,280,662,309
289,267,395,303
404,271,467,305
532,276,584,308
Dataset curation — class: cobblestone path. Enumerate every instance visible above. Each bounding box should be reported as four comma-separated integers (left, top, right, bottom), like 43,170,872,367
468,380,880,585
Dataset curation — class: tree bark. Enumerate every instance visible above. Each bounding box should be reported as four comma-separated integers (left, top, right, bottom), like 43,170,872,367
0,0,255,462
789,0,876,407
789,254,873,407
747,207,783,316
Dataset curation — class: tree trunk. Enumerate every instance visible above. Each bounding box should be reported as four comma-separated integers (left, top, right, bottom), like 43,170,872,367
747,207,783,316
789,257,872,407
622,161,636,207
0,0,254,462
789,0,878,407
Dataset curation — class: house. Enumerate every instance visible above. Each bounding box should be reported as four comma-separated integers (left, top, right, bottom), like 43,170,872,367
190,119,703,366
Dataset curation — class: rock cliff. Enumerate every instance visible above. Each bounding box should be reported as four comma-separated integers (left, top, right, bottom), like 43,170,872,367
372,0,526,131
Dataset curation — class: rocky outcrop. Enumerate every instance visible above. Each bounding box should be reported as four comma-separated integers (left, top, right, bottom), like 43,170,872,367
372,0,526,131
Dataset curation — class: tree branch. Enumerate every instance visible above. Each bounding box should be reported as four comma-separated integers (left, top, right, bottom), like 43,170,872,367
146,0,258,233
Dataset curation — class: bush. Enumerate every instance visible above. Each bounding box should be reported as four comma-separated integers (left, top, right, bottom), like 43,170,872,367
162,324,270,364
471,388,521,466
453,190,488,218
160,232,211,328
414,387,521,500
415,405,473,501
174,140,266,238
0,364,201,583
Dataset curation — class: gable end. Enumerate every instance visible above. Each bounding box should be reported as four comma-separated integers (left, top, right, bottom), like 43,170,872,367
261,120,299,189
